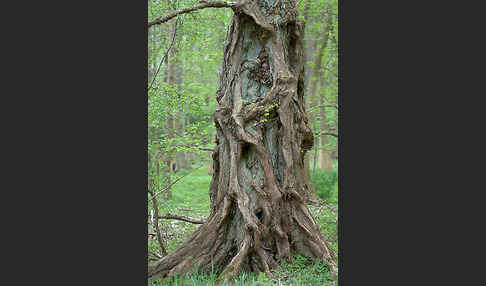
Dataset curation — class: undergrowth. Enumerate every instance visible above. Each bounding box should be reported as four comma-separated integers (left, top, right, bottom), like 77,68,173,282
310,168,338,201
149,255,336,286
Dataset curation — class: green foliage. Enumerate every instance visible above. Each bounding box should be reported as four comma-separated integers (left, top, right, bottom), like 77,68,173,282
149,254,336,285
147,0,232,187
148,165,211,255
310,168,338,201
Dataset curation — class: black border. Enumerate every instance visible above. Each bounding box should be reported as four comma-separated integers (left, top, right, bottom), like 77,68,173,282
8,0,480,285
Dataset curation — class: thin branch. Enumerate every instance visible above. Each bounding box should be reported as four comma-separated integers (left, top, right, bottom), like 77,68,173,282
158,214,207,224
197,147,216,152
148,182,168,257
147,165,204,203
321,132,338,138
148,19,178,91
148,251,162,259
171,145,215,152
324,104,338,110
313,131,338,138
148,1,236,27
323,66,338,78
308,199,337,213
147,171,190,202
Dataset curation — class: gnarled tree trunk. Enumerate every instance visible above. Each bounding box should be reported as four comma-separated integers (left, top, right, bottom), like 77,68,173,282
148,0,337,280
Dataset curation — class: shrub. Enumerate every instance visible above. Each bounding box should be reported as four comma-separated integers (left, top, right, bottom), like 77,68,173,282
310,169,338,200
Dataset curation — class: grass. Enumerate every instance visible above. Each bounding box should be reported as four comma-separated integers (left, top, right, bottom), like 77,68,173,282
164,164,212,215
149,163,338,285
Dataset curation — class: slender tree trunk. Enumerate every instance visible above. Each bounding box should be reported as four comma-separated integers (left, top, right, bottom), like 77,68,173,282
317,14,333,171
318,90,332,171
149,177,168,257
306,8,333,171
148,0,154,83
175,54,189,170
165,16,178,199
149,0,337,280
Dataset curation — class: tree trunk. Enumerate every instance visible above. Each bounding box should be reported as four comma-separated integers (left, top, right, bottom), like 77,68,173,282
318,92,333,171
175,54,189,170
149,1,337,280
307,9,333,171
165,16,178,199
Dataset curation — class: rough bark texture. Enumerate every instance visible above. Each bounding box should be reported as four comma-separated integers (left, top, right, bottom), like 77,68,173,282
148,0,337,280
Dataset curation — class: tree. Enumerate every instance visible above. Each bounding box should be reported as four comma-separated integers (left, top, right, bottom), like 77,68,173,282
148,0,337,280
312,6,333,171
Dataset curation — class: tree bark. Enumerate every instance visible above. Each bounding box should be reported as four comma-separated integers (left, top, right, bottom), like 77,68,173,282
149,0,337,280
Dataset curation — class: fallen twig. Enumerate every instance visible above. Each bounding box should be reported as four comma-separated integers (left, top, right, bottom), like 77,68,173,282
158,213,207,224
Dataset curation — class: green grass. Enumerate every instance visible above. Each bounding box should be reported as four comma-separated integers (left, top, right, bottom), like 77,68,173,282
165,164,212,215
149,163,338,285
149,256,336,286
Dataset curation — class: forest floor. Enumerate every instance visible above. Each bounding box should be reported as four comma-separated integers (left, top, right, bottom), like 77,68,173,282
149,163,338,286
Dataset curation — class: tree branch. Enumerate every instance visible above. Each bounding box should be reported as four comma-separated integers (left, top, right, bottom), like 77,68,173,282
147,171,191,202
172,145,215,152
148,18,178,91
324,104,338,110
148,1,236,27
313,131,338,138
322,132,338,138
147,165,204,203
158,213,207,224
148,250,162,259
148,183,168,257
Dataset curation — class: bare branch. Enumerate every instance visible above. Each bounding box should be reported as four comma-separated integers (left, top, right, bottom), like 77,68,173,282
313,131,338,138
148,1,236,27
172,145,215,152
158,213,207,224
197,147,216,152
148,19,178,91
147,171,191,202
148,251,162,259
324,104,338,110
148,182,168,257
321,132,338,138
147,165,204,203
